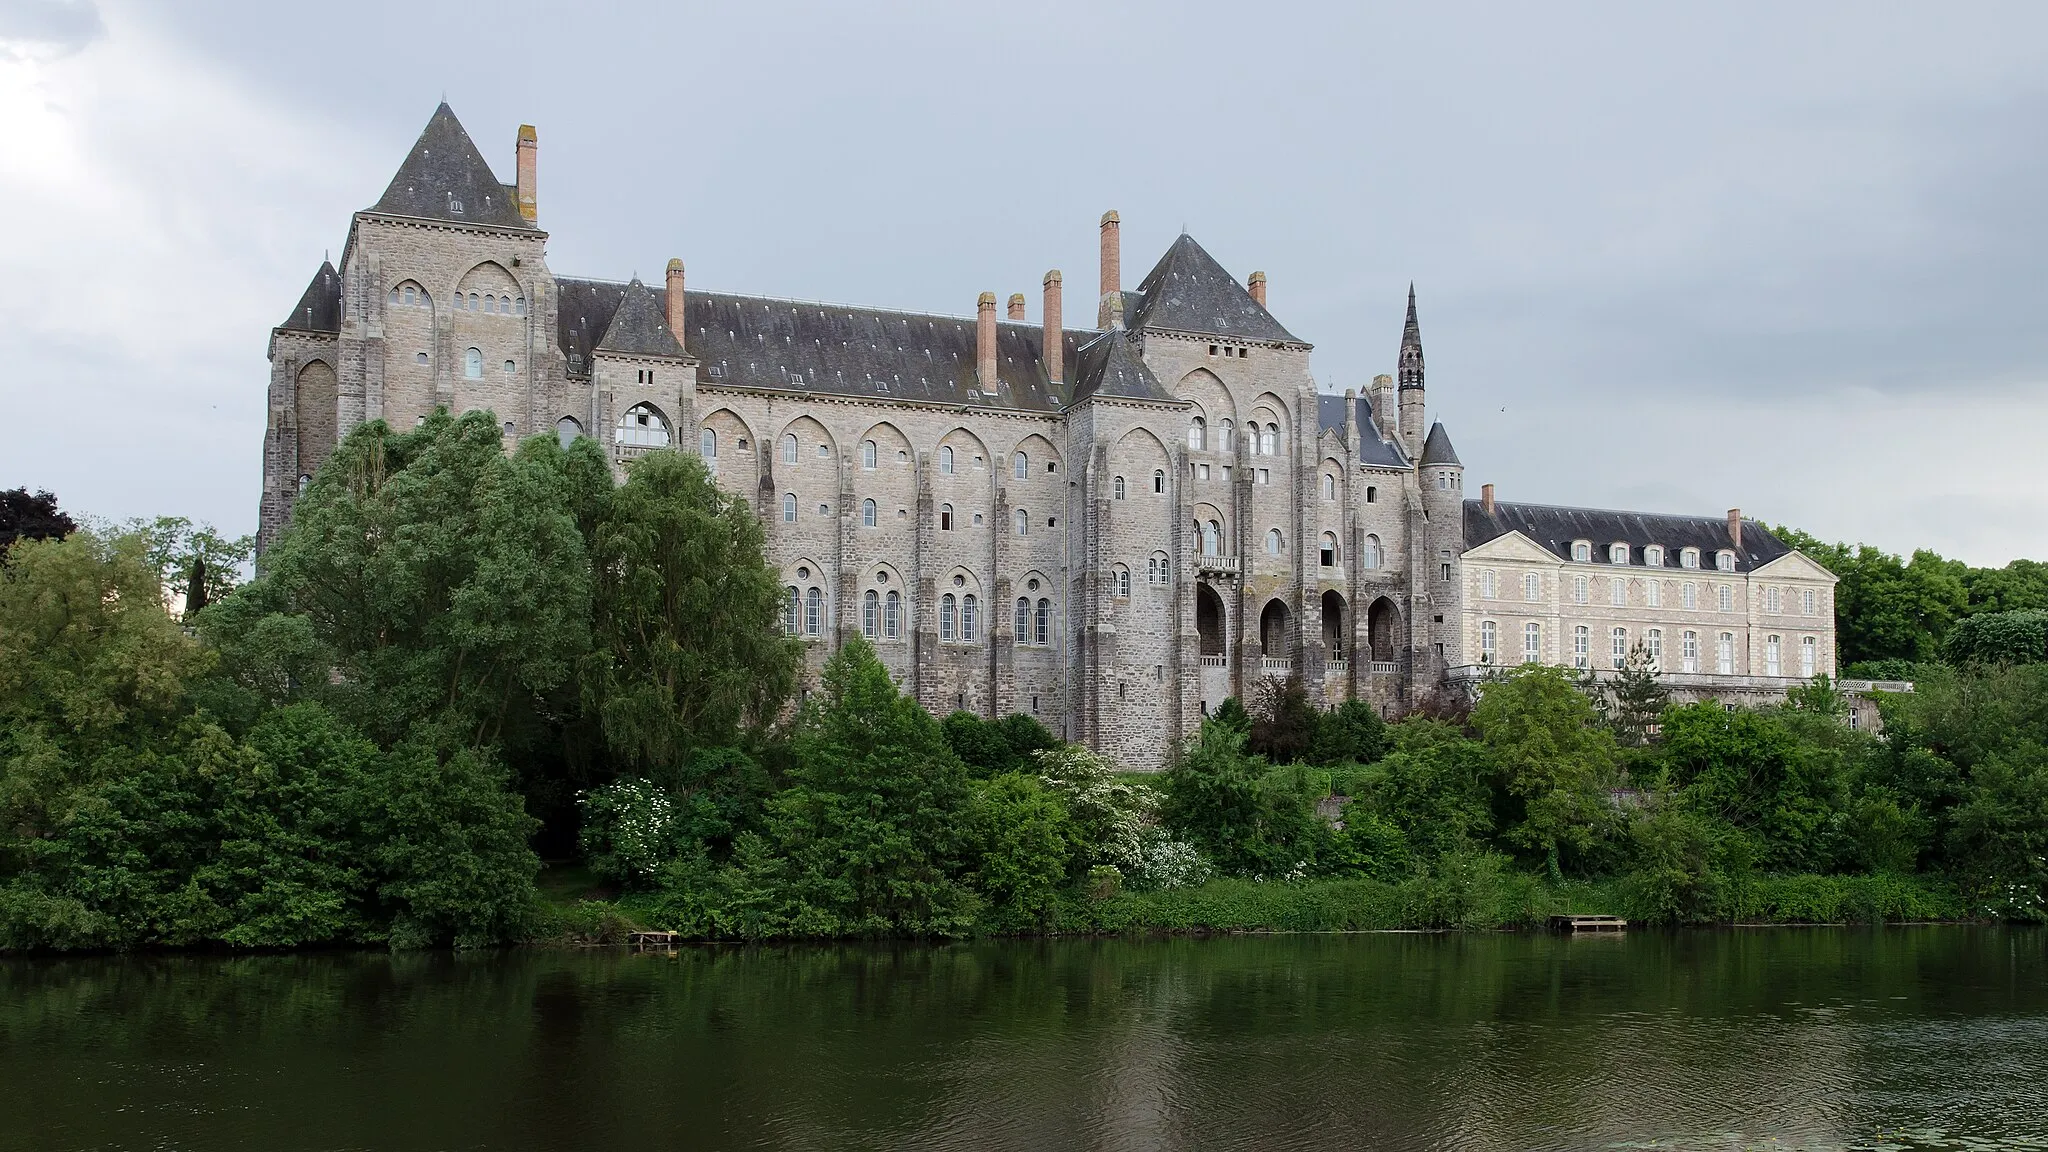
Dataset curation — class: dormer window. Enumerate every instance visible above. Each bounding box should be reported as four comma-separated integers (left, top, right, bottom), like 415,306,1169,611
1571,541,1591,562
1681,547,1700,569
1609,543,1629,565
1716,550,1736,572
1645,546,1664,567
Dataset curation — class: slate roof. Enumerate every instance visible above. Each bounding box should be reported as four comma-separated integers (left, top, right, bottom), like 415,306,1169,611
1124,234,1302,345
1069,331,1170,403
557,279,1091,412
594,278,685,358
367,103,530,230
1314,392,1410,467
278,261,341,333
1464,500,1791,573
1420,421,1460,466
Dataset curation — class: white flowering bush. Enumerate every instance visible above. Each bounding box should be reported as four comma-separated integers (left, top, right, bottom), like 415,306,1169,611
1123,829,1213,892
1035,744,1155,867
578,776,683,886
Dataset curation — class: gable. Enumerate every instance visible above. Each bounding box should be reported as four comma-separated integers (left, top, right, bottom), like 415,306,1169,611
1463,531,1558,565
1750,550,1839,583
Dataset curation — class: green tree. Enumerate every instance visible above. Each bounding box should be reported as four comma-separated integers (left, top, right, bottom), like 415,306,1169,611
1472,665,1619,877
0,488,76,555
1599,643,1669,749
1310,698,1391,767
1346,719,1497,862
1941,610,2048,667
963,772,1077,931
1249,675,1319,763
1660,703,1841,871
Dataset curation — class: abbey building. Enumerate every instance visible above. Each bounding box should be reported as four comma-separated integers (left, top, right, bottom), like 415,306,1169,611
261,105,1841,769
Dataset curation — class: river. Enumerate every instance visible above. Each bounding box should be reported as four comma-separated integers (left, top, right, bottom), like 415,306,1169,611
3,927,2044,1151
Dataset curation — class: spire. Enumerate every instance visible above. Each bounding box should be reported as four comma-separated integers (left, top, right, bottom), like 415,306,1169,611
1420,421,1460,467
368,103,531,230
1398,283,1424,390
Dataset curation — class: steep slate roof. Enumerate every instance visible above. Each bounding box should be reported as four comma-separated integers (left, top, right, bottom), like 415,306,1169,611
1314,392,1410,467
1069,331,1170,403
278,261,341,333
1464,500,1791,573
368,103,530,230
594,278,685,358
557,279,1090,412
1420,421,1460,466
1125,234,1302,344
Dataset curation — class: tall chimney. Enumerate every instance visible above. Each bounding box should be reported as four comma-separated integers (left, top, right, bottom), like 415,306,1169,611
664,258,685,352
976,292,997,389
1248,270,1267,308
1482,483,1496,515
1007,293,1026,321
515,125,538,223
1042,270,1063,384
1098,210,1120,325
1727,508,1743,550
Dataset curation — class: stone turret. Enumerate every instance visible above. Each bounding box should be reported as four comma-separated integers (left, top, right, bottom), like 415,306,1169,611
1397,285,1426,459
1418,420,1465,677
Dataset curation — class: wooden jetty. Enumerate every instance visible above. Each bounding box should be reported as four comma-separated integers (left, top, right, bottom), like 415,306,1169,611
1548,914,1628,933
627,931,683,949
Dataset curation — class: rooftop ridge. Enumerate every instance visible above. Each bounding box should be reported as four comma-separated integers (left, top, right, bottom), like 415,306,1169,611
1470,496,1768,523
560,275,1105,334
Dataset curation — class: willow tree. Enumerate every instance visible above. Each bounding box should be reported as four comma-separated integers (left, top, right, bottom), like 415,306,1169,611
583,450,797,774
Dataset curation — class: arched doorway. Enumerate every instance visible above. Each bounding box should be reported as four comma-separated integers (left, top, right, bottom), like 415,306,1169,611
1367,596,1400,663
1260,598,1292,657
1196,584,1226,656
1322,590,1346,659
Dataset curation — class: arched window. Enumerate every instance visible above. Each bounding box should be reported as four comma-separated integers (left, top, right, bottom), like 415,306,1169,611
1524,573,1541,601
862,590,880,638
962,594,979,642
781,434,798,464
1480,620,1497,664
1147,555,1167,586
861,440,877,470
940,593,958,641
1265,528,1283,556
782,493,797,522
1766,586,1783,614
939,503,953,531
1682,630,1700,672
1611,627,1628,669
1188,416,1206,451
1201,521,1221,557
1574,575,1589,604
616,403,671,449
1647,580,1662,608
1034,598,1051,646
1765,634,1782,676
1322,474,1336,501
555,415,582,448
514,297,526,316
804,588,823,635
1114,567,1130,598
885,591,902,638
940,446,955,474
1716,550,1735,572
1113,476,1126,500
1609,543,1629,565
700,428,717,458
297,474,311,495
1319,532,1339,567
1646,628,1663,668
1260,424,1278,455
1801,635,1817,677
1524,622,1541,664
1482,570,1497,599
1015,597,1031,639
1153,469,1165,494
1573,625,1590,668
1718,632,1735,674
1719,585,1734,612
1013,452,1029,479
1365,486,1377,504
464,348,483,378
861,498,877,528
1219,419,1234,452
468,292,479,310
1572,541,1591,562
1014,509,1028,536
401,285,416,305
783,587,800,634
1362,534,1381,569
1645,546,1664,567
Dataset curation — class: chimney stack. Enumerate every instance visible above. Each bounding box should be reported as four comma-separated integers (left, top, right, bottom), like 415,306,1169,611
977,292,998,389
1007,293,1026,321
1727,508,1743,549
664,258,685,352
1482,483,1496,515
515,125,538,223
1248,270,1267,308
1042,270,1063,384
1098,210,1120,326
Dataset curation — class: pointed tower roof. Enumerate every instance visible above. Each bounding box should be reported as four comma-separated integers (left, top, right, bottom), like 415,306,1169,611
368,103,530,230
1069,330,1169,403
1398,283,1425,389
1125,234,1301,344
277,260,341,333
595,278,686,358
1420,421,1460,466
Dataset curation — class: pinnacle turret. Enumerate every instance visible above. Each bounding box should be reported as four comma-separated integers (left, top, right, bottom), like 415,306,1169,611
1398,283,1424,390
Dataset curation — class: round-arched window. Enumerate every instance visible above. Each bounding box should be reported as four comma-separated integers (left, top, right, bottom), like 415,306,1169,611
463,348,483,379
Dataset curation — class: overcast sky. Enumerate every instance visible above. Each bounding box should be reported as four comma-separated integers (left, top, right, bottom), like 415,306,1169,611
3,0,2044,565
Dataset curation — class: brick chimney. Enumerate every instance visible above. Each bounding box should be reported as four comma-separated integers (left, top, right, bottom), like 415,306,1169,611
977,292,997,389
1007,293,1026,321
664,258,685,351
1481,483,1495,515
1248,270,1267,308
516,125,538,223
1727,508,1743,549
1098,210,1120,326
1043,270,1063,384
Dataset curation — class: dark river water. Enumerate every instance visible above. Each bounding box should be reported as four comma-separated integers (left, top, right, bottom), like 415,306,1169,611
3,928,2046,1151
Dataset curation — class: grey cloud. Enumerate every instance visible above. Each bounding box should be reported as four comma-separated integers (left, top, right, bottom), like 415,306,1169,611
0,0,102,56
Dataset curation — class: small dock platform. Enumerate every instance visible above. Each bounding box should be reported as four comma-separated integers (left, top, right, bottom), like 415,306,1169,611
1549,915,1628,933
627,931,683,949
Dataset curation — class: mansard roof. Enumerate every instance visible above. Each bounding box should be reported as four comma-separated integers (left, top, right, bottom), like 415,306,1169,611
1315,392,1410,468
278,261,341,333
1069,330,1170,403
1125,234,1302,345
557,279,1089,412
594,278,685,358
1420,421,1460,466
368,103,531,230
1464,499,1792,572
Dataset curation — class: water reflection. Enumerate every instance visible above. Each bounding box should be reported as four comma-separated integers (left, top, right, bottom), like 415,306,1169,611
3,928,2045,1151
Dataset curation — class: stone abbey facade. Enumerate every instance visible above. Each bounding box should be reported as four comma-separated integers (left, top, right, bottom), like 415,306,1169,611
260,105,1842,769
